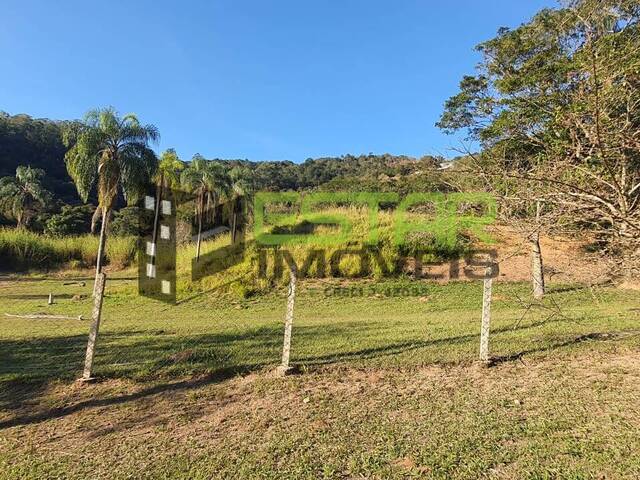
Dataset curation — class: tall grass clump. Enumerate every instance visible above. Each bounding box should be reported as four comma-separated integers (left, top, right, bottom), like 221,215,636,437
0,228,65,269
0,228,136,271
105,236,138,268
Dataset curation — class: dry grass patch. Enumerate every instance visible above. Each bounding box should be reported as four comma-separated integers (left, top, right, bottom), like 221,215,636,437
1,350,639,479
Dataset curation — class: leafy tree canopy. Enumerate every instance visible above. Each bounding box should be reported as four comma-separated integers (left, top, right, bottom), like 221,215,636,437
438,0,640,253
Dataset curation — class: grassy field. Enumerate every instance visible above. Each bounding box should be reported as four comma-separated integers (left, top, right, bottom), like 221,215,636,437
0,228,137,270
0,273,639,478
0,205,471,278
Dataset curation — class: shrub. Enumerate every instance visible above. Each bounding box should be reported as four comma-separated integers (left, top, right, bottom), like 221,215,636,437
44,205,93,236
110,207,148,237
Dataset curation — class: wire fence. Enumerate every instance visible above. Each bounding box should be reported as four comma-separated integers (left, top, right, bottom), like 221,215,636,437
1,248,638,386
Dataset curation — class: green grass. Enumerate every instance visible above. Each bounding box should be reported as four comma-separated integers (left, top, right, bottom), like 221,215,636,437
0,275,639,478
0,228,137,270
0,277,638,384
0,205,474,277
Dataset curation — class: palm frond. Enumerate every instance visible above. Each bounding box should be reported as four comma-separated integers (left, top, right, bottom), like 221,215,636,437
64,107,160,207
156,149,185,189
0,166,52,225
119,143,158,205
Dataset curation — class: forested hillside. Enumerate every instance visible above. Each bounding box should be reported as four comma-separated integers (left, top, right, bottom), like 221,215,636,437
0,112,79,203
0,111,447,200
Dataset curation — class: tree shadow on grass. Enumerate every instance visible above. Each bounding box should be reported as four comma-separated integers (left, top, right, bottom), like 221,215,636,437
545,284,590,295
1,321,634,430
0,367,256,430
0,327,284,409
489,330,640,366
295,315,589,366
0,327,284,429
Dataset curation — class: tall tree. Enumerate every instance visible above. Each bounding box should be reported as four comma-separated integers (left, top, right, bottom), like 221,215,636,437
155,149,184,191
180,155,231,260
63,107,159,282
438,0,640,278
0,166,52,228
150,149,185,251
228,166,254,243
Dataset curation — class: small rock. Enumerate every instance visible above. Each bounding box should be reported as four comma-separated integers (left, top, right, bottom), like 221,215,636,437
303,397,310,404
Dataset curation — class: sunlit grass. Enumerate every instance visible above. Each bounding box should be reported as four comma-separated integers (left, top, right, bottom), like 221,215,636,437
0,277,637,383
0,228,136,270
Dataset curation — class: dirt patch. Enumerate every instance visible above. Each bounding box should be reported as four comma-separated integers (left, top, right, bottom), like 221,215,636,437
4,349,638,439
491,226,611,284
409,225,612,284
619,279,640,291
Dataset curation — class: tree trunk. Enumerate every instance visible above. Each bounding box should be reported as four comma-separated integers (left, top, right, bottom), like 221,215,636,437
16,210,24,229
94,208,109,298
150,177,163,261
531,230,545,299
95,208,109,276
81,272,106,381
82,165,111,379
195,195,203,262
531,201,545,300
231,212,238,243
212,193,218,225
231,209,238,244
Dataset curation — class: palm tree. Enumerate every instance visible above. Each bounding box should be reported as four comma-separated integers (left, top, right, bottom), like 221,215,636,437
180,155,230,261
0,166,52,228
155,149,184,191
227,166,254,243
63,107,159,282
150,149,184,251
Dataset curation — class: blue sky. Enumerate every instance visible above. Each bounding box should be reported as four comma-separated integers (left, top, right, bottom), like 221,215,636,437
1,0,555,162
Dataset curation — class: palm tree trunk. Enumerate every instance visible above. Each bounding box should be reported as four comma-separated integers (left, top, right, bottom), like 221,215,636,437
196,194,203,262
231,198,238,244
212,193,218,225
85,208,109,379
95,207,109,277
92,207,109,301
16,204,25,228
231,212,237,243
150,176,164,260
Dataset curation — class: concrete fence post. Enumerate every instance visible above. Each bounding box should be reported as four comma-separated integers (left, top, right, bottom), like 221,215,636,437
277,265,297,376
480,266,493,363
